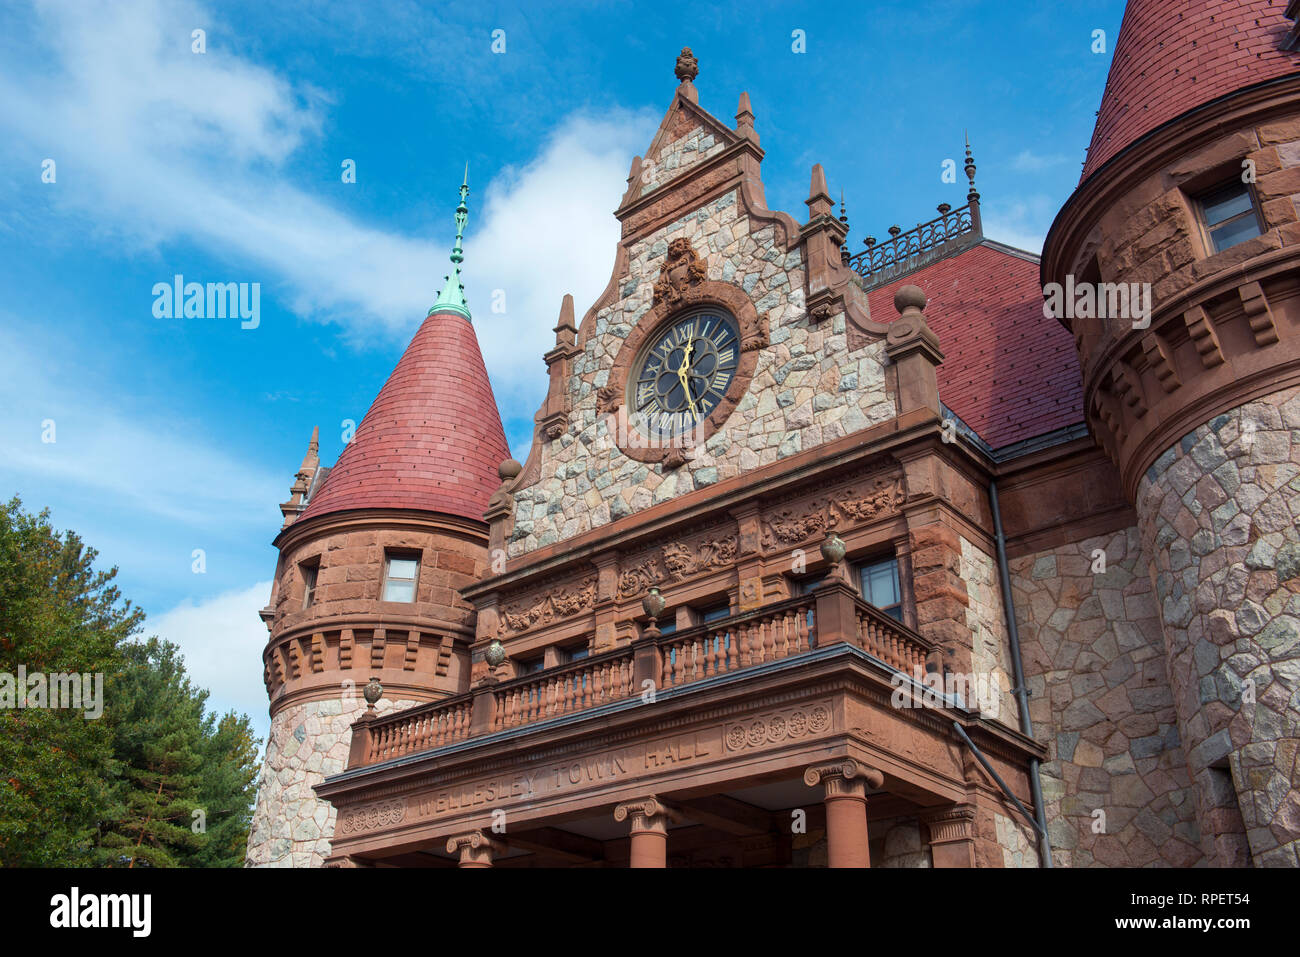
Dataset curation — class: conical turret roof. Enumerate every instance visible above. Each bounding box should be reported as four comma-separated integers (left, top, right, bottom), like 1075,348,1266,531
299,172,510,525
1081,0,1300,181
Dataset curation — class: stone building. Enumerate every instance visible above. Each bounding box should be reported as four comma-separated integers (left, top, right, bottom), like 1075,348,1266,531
246,0,1300,867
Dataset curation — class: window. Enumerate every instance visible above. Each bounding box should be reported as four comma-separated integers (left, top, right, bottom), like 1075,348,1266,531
657,619,677,637
517,656,544,675
1197,181,1262,254
564,644,590,663
858,557,903,621
797,576,827,595
382,553,419,603
300,560,319,609
701,604,731,623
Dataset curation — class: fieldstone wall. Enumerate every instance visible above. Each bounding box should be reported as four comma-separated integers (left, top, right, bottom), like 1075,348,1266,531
1010,527,1203,867
640,124,727,197
508,174,894,558
994,811,1040,868
874,817,932,867
1136,387,1300,867
245,695,416,868
959,536,1021,731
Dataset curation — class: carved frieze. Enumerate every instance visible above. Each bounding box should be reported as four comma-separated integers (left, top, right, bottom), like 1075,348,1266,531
724,701,833,752
337,798,405,835
760,473,906,549
498,576,597,636
618,532,738,598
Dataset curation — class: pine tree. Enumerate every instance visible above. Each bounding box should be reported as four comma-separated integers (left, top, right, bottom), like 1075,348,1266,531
0,497,141,867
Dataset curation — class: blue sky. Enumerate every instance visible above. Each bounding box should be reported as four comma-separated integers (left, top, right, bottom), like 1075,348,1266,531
0,0,1126,742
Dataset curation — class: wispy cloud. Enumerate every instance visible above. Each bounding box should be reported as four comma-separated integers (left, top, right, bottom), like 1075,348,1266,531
0,0,656,428
1010,149,1070,173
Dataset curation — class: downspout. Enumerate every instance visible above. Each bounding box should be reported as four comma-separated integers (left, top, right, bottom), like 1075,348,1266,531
988,478,1054,868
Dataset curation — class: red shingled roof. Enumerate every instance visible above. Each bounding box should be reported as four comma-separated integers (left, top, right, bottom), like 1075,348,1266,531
1082,0,1300,181
299,309,510,525
866,242,1083,450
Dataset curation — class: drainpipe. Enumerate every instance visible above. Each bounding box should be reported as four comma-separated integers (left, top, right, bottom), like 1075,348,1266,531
988,478,1054,868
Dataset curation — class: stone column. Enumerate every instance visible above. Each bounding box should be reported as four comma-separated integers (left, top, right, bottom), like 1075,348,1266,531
614,796,678,868
804,759,884,868
446,830,504,868
921,805,977,867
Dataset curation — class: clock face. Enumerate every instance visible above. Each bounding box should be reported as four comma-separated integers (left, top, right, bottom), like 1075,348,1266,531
630,310,740,436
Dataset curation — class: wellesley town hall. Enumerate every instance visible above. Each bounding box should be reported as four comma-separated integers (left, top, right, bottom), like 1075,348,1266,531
246,0,1300,868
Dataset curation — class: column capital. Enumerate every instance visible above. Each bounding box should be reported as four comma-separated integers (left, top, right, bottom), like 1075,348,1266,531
446,830,505,867
803,758,884,799
613,795,680,835
919,804,978,867
920,804,976,843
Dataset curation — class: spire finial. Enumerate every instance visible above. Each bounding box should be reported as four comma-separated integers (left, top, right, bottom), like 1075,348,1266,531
964,132,979,204
431,165,472,319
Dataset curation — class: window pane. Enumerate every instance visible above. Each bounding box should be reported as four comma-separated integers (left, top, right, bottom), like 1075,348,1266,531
386,557,418,580
702,605,731,622
383,578,415,602
1201,185,1252,226
861,558,900,609
1209,215,1261,253
658,621,677,636
568,647,589,661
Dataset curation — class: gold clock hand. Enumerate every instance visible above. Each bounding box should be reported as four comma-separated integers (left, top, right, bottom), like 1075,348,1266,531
678,338,700,417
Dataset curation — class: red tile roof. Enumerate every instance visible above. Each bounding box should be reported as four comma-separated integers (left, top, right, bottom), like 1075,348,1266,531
299,309,510,525
1082,0,1300,180
866,242,1084,450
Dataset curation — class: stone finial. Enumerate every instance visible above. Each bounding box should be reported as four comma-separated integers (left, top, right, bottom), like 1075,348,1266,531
498,459,522,483
886,285,943,417
280,426,322,528
894,284,927,316
300,426,320,471
553,293,577,347
674,47,698,83
735,90,758,144
805,163,833,219
363,676,383,712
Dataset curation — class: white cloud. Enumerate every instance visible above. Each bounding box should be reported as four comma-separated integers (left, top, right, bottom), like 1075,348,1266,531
0,0,657,428
0,321,283,530
1010,149,1070,173
149,580,274,743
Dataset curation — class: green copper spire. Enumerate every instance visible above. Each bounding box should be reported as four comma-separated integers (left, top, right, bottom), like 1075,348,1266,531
430,164,471,319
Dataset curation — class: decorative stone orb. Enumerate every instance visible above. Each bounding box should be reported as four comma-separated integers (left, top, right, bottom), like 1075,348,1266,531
485,640,506,668
642,586,666,620
820,532,847,565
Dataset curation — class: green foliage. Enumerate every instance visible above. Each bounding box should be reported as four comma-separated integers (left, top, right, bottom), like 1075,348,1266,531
0,496,139,866
0,497,261,867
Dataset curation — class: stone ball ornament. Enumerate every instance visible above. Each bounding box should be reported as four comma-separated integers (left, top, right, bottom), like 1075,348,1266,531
642,585,667,620
820,531,847,565
363,676,383,709
485,640,506,668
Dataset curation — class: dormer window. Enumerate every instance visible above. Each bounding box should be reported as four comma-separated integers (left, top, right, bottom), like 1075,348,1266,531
382,553,420,603
1196,181,1263,254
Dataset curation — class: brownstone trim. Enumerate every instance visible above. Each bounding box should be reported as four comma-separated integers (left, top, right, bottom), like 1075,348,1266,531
602,270,768,466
